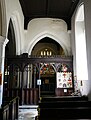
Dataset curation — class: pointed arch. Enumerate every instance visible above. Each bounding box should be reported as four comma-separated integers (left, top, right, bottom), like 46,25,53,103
31,37,65,56
26,18,71,56
10,11,22,55
6,19,16,56
27,32,69,56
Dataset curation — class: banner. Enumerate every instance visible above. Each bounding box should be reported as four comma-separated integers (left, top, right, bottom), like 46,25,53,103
57,72,72,88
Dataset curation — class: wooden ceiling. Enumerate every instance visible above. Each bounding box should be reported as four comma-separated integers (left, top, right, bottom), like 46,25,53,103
19,0,79,30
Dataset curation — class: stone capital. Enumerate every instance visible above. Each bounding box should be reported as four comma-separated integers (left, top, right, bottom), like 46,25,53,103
0,36,9,46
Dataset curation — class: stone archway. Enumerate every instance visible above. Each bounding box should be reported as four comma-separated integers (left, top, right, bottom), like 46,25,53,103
6,19,16,57
31,37,65,56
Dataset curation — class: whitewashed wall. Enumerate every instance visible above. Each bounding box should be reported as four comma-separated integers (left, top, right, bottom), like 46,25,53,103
1,0,72,56
25,18,71,56
84,0,91,100
1,0,91,100
0,0,25,55
71,0,91,99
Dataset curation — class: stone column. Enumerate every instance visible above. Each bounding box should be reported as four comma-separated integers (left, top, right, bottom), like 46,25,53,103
0,36,9,108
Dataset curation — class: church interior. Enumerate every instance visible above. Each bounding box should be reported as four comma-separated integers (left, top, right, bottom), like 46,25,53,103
0,0,91,119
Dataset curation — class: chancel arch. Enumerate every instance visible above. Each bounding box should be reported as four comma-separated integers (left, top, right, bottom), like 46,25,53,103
26,18,71,56
31,37,65,56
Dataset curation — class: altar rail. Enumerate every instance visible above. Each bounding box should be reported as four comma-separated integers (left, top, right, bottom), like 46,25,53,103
0,97,19,120
4,88,39,105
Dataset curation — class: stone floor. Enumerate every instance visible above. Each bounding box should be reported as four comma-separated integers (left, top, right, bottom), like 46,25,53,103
18,105,38,120
18,105,91,120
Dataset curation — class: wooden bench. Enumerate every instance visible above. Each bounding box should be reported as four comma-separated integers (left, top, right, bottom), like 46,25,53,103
39,101,91,108
38,107,91,119
40,95,88,102
38,97,91,120
0,104,9,120
1,96,19,120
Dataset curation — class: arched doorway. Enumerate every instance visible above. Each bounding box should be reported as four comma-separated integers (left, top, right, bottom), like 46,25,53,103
40,63,56,96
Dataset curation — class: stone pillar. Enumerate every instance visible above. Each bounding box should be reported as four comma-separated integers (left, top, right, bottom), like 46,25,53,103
0,36,9,108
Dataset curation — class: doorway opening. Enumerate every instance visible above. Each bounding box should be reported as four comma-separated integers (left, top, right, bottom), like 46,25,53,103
40,63,56,96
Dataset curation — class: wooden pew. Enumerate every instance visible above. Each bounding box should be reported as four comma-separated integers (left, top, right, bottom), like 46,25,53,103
38,107,91,119
41,95,88,102
1,96,19,120
38,101,91,108
0,104,9,120
38,97,91,120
